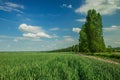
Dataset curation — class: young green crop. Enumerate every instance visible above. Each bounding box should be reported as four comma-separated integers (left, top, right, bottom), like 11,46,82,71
0,52,120,80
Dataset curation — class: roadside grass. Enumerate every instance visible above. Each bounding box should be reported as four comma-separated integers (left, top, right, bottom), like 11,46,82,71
92,52,120,63
79,52,120,63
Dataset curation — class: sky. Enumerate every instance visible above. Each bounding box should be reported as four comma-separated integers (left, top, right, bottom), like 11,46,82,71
0,0,120,51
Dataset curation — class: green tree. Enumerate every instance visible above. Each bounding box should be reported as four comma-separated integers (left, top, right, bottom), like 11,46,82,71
107,45,112,53
79,9,105,52
79,25,89,52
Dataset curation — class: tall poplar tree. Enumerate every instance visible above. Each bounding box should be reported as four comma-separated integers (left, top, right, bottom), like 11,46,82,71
79,9,105,52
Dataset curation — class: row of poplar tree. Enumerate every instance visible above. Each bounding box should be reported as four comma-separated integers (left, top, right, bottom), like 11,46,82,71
52,9,106,52
79,9,105,52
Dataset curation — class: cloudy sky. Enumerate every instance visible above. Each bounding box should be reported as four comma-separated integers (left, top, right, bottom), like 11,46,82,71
0,0,120,51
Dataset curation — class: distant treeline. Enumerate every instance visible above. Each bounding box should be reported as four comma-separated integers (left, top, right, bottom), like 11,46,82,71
50,44,79,53
112,47,120,52
50,45,120,53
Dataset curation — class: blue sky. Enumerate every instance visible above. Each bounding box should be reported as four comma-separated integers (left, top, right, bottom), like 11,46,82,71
0,0,120,51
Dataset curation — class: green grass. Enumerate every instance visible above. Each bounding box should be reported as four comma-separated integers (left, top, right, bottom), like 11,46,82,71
92,52,120,63
0,52,120,80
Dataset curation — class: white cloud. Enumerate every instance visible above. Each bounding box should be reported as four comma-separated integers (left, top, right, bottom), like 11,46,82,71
65,38,74,42
5,2,24,9
75,0,120,15
25,18,31,21
103,25,120,47
7,45,11,48
0,2,24,13
62,4,72,8
19,24,51,39
19,24,41,33
76,18,86,22
63,36,72,38
0,17,17,23
72,27,81,33
13,39,18,42
13,37,27,42
68,4,72,8
63,36,74,42
103,25,120,31
23,33,38,38
114,41,120,44
52,34,59,38
13,36,42,42
50,27,59,31
0,35,14,38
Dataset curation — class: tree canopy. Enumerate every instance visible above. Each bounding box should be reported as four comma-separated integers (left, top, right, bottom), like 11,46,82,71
79,9,105,52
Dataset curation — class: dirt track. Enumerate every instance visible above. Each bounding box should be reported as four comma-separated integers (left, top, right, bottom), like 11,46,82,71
79,54,120,65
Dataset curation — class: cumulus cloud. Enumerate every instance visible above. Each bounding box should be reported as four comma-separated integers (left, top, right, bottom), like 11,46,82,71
75,0,120,15
0,2,24,13
61,4,72,8
50,27,59,31
103,25,120,31
72,27,81,33
19,24,51,39
76,18,86,23
19,24,42,33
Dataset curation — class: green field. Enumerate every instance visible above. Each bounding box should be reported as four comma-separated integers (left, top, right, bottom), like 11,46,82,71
0,52,120,80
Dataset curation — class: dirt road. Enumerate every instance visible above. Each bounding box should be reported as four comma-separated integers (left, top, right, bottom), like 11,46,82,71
78,54,120,65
